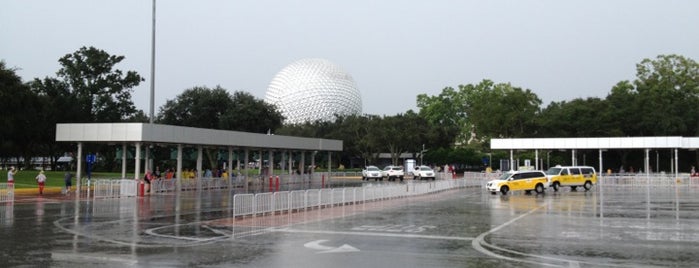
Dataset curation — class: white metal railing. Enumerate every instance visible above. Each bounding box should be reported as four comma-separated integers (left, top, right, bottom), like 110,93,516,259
230,179,470,217
93,179,138,198
599,173,697,187
0,183,13,203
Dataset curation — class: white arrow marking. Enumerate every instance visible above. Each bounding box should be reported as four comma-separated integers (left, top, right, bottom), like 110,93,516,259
304,240,359,254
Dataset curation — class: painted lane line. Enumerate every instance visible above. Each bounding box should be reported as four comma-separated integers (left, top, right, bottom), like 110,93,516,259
274,228,474,241
304,240,360,254
471,206,565,268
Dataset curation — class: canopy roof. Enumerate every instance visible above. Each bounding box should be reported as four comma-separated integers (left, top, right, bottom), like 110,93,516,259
56,123,342,151
491,137,699,150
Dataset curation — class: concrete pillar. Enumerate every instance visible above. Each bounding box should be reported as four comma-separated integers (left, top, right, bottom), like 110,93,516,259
300,151,306,175
571,149,577,166
288,151,293,175
509,149,514,171
177,144,183,192
258,149,263,175
675,149,679,179
76,142,83,193
268,149,274,177
227,147,233,178
599,149,603,175
196,145,203,178
121,144,127,179
244,148,250,193
645,149,650,175
134,142,141,181
535,150,539,170
227,147,233,189
328,152,332,174
145,146,151,173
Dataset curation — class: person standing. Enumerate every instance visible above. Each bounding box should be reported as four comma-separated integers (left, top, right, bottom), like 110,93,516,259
7,166,17,185
63,172,72,194
35,170,47,195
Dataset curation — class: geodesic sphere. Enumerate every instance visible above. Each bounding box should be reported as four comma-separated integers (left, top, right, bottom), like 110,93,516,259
265,58,363,124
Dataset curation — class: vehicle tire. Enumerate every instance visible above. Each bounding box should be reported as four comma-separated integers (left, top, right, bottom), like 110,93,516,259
583,181,592,191
399,176,404,182
375,178,379,182
552,182,560,192
535,183,544,194
500,186,509,195
490,191,496,195
362,176,366,181
432,177,436,181
525,190,531,195
571,186,577,191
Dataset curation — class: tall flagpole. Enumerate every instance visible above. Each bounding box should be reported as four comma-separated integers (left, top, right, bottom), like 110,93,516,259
149,0,156,123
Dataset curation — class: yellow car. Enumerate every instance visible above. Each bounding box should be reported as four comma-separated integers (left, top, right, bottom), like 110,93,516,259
545,165,597,192
486,170,548,195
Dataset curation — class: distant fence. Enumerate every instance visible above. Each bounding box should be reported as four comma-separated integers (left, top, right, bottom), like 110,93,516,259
0,183,13,203
231,179,470,217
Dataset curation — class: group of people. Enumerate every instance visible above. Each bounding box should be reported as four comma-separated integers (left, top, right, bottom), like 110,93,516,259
4,167,73,195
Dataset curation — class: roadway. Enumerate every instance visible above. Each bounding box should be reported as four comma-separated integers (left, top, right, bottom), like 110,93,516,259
1,181,698,267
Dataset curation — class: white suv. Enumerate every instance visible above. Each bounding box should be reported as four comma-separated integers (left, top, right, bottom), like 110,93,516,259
412,165,436,180
382,165,405,182
362,166,383,181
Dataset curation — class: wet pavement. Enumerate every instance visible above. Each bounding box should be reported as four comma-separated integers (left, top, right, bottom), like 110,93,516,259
2,181,699,267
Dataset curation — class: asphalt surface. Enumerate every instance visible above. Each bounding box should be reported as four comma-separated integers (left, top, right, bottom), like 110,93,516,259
1,181,699,267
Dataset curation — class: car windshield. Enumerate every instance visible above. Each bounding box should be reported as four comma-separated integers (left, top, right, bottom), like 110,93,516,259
420,166,432,171
392,167,402,171
546,167,562,175
367,167,380,171
498,172,513,180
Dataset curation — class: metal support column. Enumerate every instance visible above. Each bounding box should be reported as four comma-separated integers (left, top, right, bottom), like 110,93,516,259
121,144,127,179
76,142,83,193
196,146,203,179
176,144,183,192
134,142,141,181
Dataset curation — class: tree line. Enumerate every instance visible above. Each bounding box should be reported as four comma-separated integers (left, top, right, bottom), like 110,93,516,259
2,46,697,172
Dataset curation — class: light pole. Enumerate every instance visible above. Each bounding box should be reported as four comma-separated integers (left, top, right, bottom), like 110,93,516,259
149,0,156,123
546,151,551,170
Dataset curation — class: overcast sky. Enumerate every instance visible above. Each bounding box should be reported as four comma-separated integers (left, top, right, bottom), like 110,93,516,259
2,0,698,116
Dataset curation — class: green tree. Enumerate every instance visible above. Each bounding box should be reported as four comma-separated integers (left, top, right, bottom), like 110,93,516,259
538,97,616,137
158,86,234,129
417,87,466,145
220,91,284,133
0,61,41,168
466,80,542,139
53,46,144,122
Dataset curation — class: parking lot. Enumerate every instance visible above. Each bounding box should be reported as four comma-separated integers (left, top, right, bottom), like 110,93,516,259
1,181,699,267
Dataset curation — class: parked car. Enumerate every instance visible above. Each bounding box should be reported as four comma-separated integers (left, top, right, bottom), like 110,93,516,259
486,170,548,195
412,165,435,180
362,165,383,181
545,165,597,192
382,165,405,181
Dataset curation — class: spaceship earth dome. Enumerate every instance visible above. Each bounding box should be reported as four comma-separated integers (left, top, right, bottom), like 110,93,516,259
264,58,363,124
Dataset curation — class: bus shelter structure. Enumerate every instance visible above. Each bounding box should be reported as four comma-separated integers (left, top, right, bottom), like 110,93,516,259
491,136,699,176
55,123,343,192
